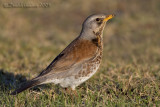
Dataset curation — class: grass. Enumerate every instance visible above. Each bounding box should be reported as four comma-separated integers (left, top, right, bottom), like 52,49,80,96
0,0,160,106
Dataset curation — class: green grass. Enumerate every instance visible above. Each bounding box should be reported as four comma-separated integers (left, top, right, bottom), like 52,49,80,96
0,0,160,106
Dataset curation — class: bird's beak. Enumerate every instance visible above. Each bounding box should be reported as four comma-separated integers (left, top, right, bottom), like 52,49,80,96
103,14,114,22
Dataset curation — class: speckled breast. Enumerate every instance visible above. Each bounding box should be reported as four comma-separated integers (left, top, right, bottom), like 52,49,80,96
76,47,103,79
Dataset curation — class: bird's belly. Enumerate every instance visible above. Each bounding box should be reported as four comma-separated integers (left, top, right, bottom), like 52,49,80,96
60,61,101,89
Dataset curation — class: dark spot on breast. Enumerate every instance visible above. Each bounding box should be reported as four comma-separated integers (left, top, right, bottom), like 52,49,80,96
92,38,99,47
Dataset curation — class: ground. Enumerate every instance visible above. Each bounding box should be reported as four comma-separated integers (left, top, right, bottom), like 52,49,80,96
0,0,160,106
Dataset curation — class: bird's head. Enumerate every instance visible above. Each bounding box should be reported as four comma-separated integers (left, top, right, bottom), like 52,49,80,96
81,14,114,39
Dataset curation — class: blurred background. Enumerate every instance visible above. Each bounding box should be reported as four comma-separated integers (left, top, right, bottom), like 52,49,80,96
0,0,160,79
0,0,160,106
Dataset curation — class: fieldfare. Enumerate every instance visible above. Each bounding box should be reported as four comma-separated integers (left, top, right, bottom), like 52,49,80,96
11,14,114,95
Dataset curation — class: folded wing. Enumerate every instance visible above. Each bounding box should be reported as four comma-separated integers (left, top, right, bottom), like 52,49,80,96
38,38,98,77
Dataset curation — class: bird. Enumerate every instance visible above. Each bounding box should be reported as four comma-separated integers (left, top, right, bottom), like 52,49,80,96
11,14,114,95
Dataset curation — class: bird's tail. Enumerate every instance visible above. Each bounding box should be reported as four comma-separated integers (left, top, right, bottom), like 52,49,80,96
11,79,41,95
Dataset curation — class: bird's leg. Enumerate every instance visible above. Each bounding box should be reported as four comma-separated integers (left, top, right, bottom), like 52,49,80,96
71,86,78,97
72,89,78,97
64,88,78,97
65,88,71,95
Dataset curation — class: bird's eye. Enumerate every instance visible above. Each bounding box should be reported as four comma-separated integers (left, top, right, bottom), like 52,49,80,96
96,18,100,22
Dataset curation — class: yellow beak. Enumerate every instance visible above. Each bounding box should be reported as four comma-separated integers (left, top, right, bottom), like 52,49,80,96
103,14,114,22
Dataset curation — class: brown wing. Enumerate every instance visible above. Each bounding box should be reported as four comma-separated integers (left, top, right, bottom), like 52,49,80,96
38,37,98,77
